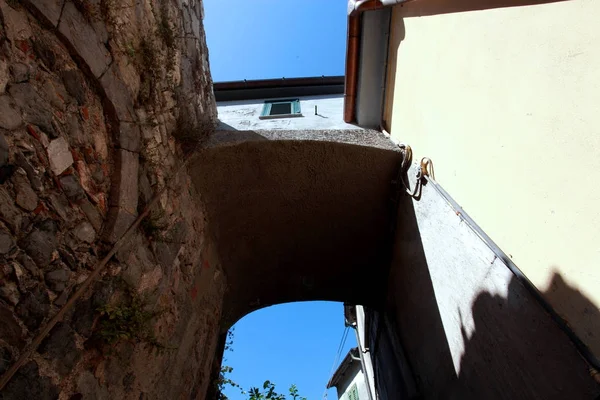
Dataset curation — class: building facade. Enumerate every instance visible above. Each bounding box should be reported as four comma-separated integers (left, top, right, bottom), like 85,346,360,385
327,348,372,400
214,76,358,131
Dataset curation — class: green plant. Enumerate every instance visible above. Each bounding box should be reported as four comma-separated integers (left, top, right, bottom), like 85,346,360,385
173,114,216,154
125,42,136,62
155,0,176,74
158,0,175,50
248,382,307,400
136,37,161,105
95,292,165,351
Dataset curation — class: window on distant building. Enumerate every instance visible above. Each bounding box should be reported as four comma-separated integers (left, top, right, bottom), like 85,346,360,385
347,383,359,400
259,99,301,119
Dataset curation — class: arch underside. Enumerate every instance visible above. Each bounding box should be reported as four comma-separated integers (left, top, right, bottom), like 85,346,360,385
190,130,403,329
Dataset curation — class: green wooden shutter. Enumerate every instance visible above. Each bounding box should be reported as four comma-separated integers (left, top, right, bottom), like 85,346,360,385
348,384,359,400
292,99,301,114
261,102,272,117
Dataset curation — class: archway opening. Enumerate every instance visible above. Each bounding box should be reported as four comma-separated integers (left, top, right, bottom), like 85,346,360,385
217,301,358,400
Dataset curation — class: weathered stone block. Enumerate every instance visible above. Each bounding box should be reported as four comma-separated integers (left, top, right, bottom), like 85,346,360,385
39,323,81,376
0,304,25,347
16,285,50,330
0,230,14,254
59,174,85,201
0,346,11,375
48,192,71,221
32,36,58,70
26,0,64,27
0,361,59,400
117,121,141,152
0,133,8,167
71,298,95,337
0,59,8,94
0,2,33,42
80,198,103,232
20,219,58,267
102,206,136,244
45,266,71,292
47,137,73,175
9,83,55,136
17,252,42,278
15,152,43,191
0,187,22,233
77,370,110,400
109,149,138,215
14,171,39,211
0,281,20,305
10,62,30,83
99,64,135,121
58,2,112,78
61,69,87,105
73,220,96,243
0,95,23,130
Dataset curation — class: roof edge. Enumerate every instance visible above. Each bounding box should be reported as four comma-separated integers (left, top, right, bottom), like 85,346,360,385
327,347,360,389
214,76,345,91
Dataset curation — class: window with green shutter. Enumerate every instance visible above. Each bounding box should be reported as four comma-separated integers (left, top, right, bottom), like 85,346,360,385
259,99,302,119
347,384,359,400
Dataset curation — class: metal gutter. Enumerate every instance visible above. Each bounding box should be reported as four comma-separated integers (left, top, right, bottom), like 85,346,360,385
379,9,393,131
344,0,414,124
214,76,344,91
214,76,345,102
344,15,361,123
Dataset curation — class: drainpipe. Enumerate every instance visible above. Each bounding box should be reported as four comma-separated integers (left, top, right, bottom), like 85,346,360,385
350,320,375,400
379,8,393,132
344,15,361,123
345,0,417,125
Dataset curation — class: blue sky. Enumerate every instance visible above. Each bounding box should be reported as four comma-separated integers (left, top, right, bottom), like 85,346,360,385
222,302,357,400
204,0,348,82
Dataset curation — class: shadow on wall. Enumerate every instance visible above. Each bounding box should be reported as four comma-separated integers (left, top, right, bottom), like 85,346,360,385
544,271,600,360
384,189,600,399
398,0,570,17
453,274,600,399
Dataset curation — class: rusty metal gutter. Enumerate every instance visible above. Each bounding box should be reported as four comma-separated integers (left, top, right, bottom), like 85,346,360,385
344,15,361,123
344,0,411,124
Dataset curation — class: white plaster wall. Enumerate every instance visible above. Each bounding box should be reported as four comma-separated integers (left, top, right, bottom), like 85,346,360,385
216,95,359,131
336,367,370,400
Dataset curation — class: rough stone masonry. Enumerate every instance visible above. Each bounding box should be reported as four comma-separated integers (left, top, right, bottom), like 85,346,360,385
0,0,225,398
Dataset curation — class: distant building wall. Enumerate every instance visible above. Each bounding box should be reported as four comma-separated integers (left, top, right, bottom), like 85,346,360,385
216,95,358,131
383,0,600,360
335,364,370,400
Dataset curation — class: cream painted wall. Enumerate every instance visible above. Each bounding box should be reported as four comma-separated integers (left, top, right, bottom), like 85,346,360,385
385,0,600,358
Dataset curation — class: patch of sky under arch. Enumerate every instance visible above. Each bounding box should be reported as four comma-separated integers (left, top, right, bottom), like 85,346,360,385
222,301,357,400
204,0,348,82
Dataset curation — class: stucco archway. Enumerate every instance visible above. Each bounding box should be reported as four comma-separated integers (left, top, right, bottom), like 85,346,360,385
190,129,403,330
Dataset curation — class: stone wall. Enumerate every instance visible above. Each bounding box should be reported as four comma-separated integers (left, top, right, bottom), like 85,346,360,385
0,0,224,399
